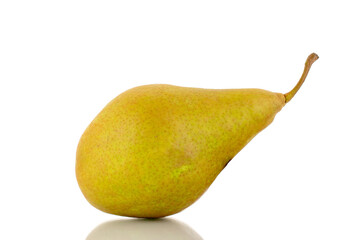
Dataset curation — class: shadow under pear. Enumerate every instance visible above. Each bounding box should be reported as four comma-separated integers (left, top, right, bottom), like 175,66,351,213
86,218,203,240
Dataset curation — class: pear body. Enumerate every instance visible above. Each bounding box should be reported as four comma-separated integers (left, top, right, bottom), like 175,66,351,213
76,84,285,218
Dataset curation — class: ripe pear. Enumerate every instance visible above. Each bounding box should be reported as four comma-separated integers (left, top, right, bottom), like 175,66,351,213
76,53,318,218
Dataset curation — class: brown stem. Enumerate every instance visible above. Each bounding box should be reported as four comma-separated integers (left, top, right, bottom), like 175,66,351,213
284,53,319,103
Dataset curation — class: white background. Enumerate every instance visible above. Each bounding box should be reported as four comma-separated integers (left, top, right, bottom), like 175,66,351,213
1,1,359,239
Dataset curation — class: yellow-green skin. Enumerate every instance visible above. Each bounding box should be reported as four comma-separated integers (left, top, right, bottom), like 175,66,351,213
76,84,285,218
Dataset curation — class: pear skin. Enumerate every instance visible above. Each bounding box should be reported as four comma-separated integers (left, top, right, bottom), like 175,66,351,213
76,53,318,218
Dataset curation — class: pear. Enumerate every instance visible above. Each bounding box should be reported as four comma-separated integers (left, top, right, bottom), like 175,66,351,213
76,53,318,218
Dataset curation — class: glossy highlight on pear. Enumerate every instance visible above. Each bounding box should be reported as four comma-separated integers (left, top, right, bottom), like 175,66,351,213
76,53,318,218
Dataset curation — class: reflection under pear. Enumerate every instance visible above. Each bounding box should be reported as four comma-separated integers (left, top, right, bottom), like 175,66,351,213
86,218,203,240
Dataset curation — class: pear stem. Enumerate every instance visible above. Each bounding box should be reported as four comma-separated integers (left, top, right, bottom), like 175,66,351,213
284,53,319,103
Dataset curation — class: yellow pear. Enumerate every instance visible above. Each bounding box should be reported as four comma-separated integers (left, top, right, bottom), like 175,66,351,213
76,53,318,218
